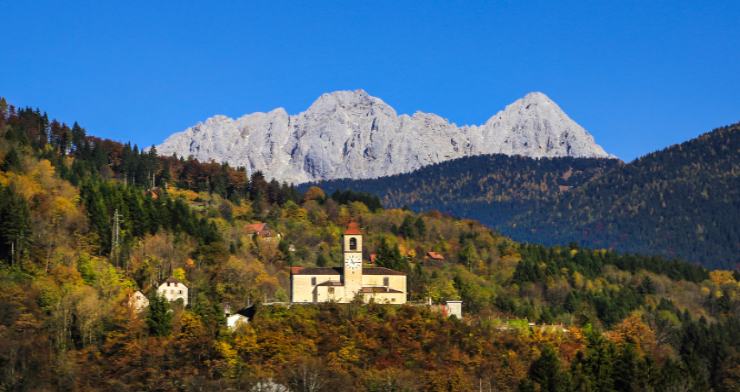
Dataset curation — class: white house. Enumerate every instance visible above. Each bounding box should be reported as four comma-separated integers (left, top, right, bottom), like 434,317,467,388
157,277,188,306
128,290,149,312
444,300,463,319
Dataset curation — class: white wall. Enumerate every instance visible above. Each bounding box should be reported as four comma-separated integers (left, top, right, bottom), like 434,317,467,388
157,282,188,306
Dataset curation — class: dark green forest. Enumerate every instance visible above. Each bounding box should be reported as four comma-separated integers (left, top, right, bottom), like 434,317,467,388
509,123,740,270
308,124,739,269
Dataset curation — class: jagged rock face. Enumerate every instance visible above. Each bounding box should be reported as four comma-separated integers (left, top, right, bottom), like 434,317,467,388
156,90,613,183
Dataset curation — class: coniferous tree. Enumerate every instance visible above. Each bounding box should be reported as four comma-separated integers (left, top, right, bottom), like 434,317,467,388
398,216,415,238
529,345,571,392
147,293,173,336
1,148,21,172
414,216,426,238
0,186,31,265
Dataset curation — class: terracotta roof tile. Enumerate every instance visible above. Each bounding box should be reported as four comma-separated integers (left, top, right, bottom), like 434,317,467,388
426,251,445,260
245,222,267,234
316,280,344,286
344,221,362,235
290,266,406,276
363,267,406,276
360,287,404,294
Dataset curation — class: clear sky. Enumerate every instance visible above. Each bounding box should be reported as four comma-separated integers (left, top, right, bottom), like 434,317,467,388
1,0,738,161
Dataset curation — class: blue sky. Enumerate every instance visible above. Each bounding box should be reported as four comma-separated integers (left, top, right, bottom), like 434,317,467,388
1,0,738,161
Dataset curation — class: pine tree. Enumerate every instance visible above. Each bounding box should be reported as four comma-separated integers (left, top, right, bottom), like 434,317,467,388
414,216,426,238
146,293,173,336
529,345,570,392
1,148,21,172
0,186,31,265
398,216,415,238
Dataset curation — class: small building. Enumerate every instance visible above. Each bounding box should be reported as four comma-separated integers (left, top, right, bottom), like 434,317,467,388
224,304,256,330
444,300,463,319
290,222,407,304
426,251,445,261
428,299,463,319
128,290,149,312
157,277,188,306
245,222,280,239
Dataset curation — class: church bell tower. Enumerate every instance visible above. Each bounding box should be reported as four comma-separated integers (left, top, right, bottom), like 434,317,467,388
343,222,363,298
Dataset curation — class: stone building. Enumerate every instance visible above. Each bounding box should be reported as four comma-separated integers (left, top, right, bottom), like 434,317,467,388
128,290,149,312
290,222,407,304
157,277,188,306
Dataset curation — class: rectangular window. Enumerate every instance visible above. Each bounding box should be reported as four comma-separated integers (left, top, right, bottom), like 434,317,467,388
328,287,334,294
311,277,317,285
383,277,389,286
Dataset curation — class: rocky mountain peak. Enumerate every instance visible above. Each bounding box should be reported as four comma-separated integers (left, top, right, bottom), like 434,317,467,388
156,90,614,183
308,89,372,110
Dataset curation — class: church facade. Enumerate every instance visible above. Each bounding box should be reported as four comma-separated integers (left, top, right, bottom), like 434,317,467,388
290,222,407,304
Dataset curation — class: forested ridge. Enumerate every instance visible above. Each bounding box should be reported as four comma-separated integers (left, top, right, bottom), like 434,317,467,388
1,98,739,391
508,123,740,269
306,155,620,226
308,124,739,269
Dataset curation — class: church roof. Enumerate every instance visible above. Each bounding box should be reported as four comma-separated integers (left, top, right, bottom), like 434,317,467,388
292,267,341,275
316,280,344,286
360,287,404,294
363,267,406,275
344,221,362,235
291,266,406,276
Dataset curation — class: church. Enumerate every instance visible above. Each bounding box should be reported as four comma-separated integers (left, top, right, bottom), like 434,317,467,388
290,222,407,304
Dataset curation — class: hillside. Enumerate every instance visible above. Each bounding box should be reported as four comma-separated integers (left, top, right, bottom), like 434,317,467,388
1,98,739,391
305,155,620,225
156,90,612,183
509,123,740,269
309,124,739,269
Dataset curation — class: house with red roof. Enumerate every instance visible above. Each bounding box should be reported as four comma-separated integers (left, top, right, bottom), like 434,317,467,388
426,251,445,261
244,222,280,239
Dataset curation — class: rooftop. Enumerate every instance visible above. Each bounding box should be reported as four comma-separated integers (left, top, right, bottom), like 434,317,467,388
291,266,406,276
245,222,268,234
164,277,181,284
344,221,362,235
360,286,404,294
426,251,445,260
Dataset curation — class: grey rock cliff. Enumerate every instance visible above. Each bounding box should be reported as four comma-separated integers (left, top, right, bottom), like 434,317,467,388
156,90,613,183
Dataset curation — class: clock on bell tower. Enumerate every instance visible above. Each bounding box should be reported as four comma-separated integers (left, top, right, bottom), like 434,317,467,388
343,222,363,297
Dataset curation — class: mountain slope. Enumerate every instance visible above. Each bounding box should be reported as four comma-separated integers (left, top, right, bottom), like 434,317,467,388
508,123,740,269
305,123,739,268
304,155,620,226
156,90,612,183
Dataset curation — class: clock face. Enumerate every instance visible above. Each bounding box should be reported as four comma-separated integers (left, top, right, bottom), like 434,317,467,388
346,253,362,269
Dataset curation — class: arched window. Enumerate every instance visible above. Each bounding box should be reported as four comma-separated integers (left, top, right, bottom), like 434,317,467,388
349,237,358,251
